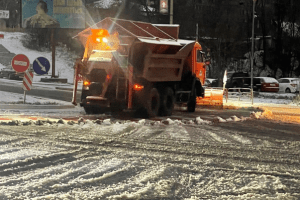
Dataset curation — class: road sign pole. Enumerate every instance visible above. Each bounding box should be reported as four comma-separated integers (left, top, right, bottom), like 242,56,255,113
23,90,26,104
51,29,56,78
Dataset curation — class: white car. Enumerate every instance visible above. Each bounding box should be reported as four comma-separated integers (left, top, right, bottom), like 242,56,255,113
278,78,300,93
204,78,217,87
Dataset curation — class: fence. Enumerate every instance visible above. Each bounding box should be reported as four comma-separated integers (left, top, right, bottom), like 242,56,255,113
224,88,253,104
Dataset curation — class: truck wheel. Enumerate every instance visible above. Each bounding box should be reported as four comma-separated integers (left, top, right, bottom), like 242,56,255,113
110,101,124,113
187,89,196,112
160,87,175,116
145,88,160,118
84,106,93,114
84,106,105,114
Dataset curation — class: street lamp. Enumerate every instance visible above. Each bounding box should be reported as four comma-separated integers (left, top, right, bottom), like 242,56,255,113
251,0,257,104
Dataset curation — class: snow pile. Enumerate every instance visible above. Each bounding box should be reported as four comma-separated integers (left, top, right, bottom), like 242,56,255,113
250,111,263,119
195,116,211,125
250,109,273,120
0,113,252,128
213,115,246,123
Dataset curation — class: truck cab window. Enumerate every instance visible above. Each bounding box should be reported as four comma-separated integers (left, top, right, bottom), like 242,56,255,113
196,50,203,63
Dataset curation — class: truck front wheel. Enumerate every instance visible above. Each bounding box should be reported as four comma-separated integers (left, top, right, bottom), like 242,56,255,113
84,106,93,114
187,89,196,112
160,87,175,116
145,88,160,118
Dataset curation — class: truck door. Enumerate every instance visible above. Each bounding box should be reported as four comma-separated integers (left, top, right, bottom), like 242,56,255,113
194,48,206,85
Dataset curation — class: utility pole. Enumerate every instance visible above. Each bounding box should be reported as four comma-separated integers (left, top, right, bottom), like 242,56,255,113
250,0,256,104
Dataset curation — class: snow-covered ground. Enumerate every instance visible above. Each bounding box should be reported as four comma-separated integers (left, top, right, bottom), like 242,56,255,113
0,110,299,199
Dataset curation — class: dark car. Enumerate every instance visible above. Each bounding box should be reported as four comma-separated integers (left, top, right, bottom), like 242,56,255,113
225,71,250,88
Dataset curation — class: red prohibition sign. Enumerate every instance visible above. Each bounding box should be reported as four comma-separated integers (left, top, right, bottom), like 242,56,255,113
11,54,30,73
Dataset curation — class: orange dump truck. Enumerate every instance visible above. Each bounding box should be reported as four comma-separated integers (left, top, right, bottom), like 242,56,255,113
72,17,209,117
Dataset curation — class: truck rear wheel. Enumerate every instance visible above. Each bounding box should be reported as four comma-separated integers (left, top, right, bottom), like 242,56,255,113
160,87,175,116
83,106,105,114
145,88,160,118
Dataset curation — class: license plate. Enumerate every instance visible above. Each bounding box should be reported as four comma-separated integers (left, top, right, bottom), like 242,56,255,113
270,84,275,86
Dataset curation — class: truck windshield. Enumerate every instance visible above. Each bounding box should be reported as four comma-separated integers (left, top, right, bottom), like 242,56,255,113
88,50,115,62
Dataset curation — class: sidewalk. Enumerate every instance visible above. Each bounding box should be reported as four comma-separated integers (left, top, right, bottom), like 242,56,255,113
224,98,300,124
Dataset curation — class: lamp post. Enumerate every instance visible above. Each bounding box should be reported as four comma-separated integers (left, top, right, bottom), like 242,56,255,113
251,0,256,104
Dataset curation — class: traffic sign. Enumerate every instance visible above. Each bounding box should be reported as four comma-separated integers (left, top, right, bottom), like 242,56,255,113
22,71,34,91
11,54,30,73
0,10,9,19
160,0,168,14
33,57,50,75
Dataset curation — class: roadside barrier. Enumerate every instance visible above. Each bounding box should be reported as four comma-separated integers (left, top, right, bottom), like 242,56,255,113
225,88,253,104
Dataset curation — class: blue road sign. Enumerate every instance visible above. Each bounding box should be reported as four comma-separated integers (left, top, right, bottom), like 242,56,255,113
33,57,50,75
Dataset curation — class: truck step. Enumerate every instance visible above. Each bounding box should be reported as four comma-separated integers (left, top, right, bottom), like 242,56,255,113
86,96,107,101
175,91,191,94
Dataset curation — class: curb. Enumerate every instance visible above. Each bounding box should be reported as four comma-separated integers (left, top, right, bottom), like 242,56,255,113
0,104,75,109
55,87,81,92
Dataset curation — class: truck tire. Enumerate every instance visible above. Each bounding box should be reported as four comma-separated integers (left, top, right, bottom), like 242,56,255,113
160,87,175,116
84,106,93,114
187,89,196,112
110,101,124,113
84,106,105,114
145,88,160,118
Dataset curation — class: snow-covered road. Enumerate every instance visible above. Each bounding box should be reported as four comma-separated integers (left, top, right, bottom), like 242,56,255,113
0,118,299,199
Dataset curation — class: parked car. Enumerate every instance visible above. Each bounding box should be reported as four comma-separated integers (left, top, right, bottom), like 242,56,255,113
225,71,250,88
0,68,24,80
0,68,15,78
255,77,279,92
278,78,300,93
204,78,217,87
8,73,24,81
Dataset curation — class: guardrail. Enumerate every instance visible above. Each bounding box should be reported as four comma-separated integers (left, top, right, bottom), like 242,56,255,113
224,88,253,104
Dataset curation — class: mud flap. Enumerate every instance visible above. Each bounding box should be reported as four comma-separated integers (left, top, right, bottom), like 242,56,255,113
72,60,80,106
